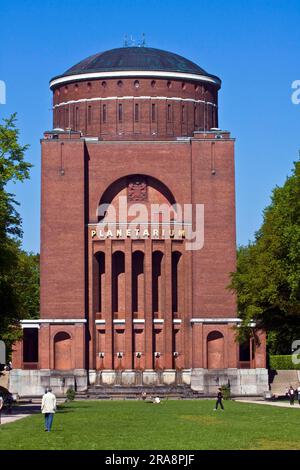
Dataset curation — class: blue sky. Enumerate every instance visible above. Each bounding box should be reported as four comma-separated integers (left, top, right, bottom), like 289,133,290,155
1,0,299,253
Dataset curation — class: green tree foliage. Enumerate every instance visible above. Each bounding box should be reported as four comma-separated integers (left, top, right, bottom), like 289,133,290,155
230,161,300,354
0,114,39,351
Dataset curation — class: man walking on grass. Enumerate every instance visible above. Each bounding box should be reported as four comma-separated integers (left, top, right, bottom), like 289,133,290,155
41,388,56,431
214,388,224,411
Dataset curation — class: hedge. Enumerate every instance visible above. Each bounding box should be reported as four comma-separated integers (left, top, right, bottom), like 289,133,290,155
269,355,300,370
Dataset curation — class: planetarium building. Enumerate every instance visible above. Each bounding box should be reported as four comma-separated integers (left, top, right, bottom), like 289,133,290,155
11,46,268,396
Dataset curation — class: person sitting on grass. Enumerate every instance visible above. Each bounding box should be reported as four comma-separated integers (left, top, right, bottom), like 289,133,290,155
213,388,224,411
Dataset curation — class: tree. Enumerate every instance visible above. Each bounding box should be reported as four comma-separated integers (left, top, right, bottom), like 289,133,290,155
0,249,40,352
230,161,300,354
0,113,31,237
0,114,38,351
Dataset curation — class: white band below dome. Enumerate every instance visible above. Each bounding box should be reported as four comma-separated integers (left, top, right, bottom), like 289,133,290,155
53,96,217,109
50,70,221,89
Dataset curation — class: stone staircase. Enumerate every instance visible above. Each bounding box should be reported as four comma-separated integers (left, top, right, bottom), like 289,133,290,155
77,384,204,400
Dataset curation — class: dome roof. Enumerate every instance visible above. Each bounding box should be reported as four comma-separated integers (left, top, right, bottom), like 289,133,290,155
50,47,221,87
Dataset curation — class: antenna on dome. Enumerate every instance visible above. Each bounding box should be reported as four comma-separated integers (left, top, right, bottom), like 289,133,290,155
124,35,145,47
137,33,146,47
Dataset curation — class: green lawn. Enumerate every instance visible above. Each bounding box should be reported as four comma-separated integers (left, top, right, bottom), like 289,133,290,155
0,400,300,450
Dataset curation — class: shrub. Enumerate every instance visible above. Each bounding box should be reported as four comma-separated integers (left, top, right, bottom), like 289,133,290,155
220,383,231,400
269,355,300,370
66,387,76,401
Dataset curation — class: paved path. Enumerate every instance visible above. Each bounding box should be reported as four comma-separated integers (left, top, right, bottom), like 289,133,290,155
235,399,300,409
0,404,40,425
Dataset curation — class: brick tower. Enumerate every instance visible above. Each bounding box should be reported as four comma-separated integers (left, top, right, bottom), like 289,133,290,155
11,46,267,396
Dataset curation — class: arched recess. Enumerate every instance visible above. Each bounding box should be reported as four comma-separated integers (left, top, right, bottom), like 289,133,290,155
94,251,105,314
54,332,72,370
132,251,144,314
97,174,176,222
152,251,164,316
207,331,224,369
172,251,184,315
112,251,125,314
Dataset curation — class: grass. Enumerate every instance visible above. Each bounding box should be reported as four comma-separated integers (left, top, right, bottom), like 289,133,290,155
1,400,300,450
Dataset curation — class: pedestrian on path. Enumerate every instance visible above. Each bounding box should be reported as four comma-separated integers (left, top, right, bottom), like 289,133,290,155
288,385,295,405
41,388,57,432
214,388,224,411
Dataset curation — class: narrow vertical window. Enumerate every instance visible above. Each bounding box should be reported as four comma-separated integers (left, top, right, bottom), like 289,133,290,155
194,104,197,126
134,103,139,122
65,107,69,128
75,107,79,129
118,103,123,122
88,105,92,125
181,105,185,123
167,104,172,122
151,103,156,122
102,104,107,123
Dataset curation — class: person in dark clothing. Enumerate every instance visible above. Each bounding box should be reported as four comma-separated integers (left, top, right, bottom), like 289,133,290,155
214,388,224,411
288,385,295,405
297,386,300,405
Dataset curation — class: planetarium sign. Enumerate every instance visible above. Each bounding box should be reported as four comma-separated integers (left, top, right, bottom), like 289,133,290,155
92,197,205,250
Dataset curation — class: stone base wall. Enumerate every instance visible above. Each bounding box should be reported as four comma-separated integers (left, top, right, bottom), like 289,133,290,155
9,368,269,396
191,368,269,395
89,369,192,387
9,369,87,397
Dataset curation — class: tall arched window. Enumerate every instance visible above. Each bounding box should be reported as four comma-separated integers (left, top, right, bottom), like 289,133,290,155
172,251,184,315
112,251,125,314
207,331,224,369
94,251,105,313
132,251,144,314
54,332,72,370
152,251,164,315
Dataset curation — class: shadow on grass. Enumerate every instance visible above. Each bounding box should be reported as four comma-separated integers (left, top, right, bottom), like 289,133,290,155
60,403,109,409
56,409,75,414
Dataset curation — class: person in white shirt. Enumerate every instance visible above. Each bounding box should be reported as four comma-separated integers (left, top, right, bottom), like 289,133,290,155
41,388,57,432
